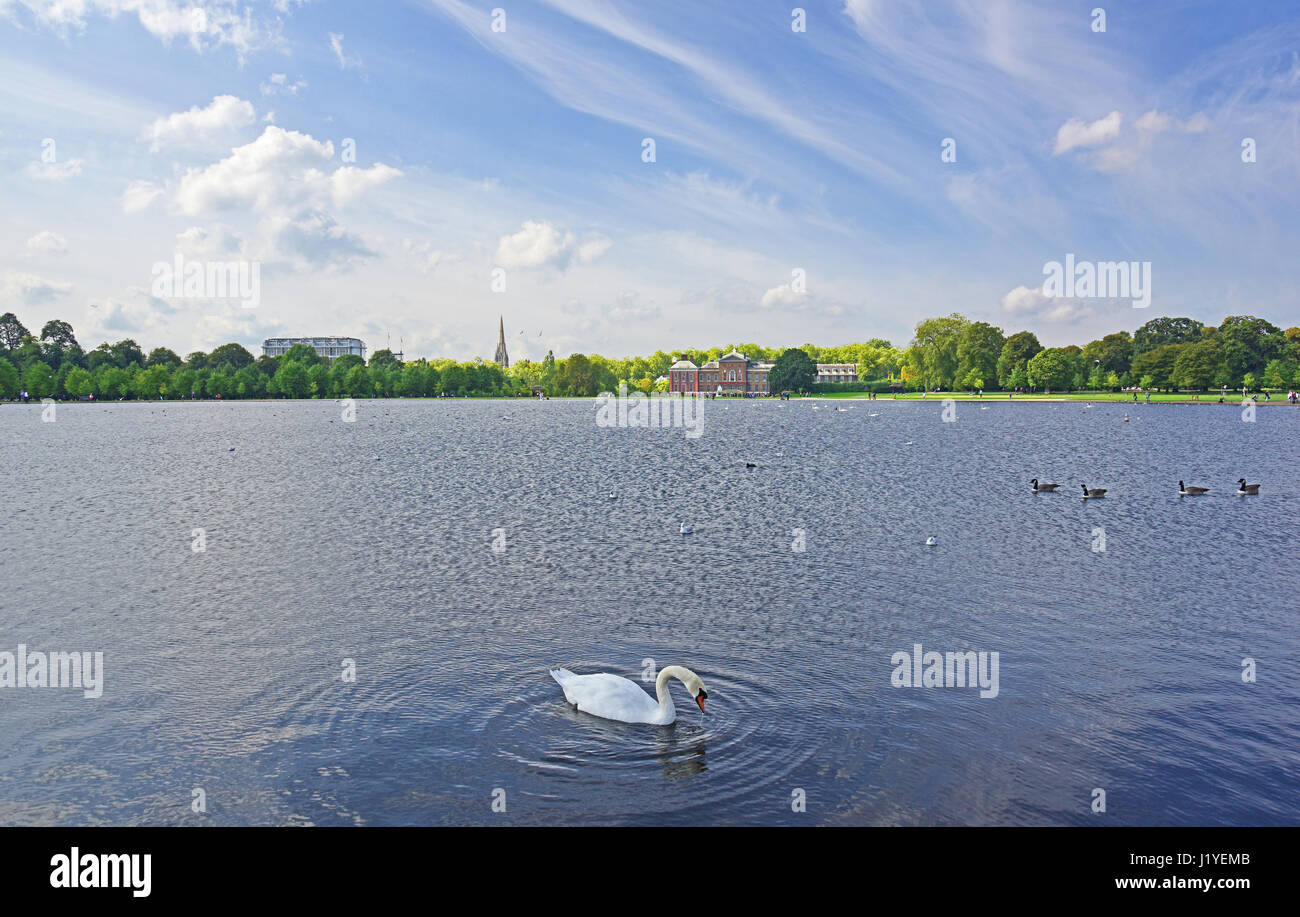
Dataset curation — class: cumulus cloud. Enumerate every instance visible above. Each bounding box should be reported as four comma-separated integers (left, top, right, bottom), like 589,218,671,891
2,271,72,305
1000,284,1089,323
494,220,611,270
122,179,165,213
1052,111,1122,154
145,94,255,151
25,230,68,256
171,126,400,215
760,283,805,309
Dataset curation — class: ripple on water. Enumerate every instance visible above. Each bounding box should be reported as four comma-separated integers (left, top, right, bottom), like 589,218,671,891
473,658,842,822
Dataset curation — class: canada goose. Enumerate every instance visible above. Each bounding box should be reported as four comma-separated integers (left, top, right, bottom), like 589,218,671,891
1081,484,1107,499
745,462,757,468
1236,478,1261,495
1178,481,1209,496
1031,478,1061,492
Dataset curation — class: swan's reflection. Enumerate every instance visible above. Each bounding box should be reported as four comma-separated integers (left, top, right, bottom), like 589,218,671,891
656,732,707,779
554,703,709,779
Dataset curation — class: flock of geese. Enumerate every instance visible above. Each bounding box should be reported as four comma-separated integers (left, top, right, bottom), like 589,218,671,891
1029,478,1261,497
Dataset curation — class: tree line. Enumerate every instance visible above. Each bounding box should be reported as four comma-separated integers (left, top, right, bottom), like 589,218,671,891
1,311,1295,402
899,313,1299,393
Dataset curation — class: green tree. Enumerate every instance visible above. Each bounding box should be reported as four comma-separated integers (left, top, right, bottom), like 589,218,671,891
274,360,310,398
1026,348,1080,391
63,365,93,398
22,361,55,398
910,314,969,390
234,364,265,398
1262,358,1296,390
769,347,817,393
1219,315,1286,381
1130,343,1184,391
1134,317,1204,354
345,363,371,396
307,363,329,397
108,339,145,368
369,348,399,369
1081,331,1134,375
132,364,170,399
558,354,598,396
209,342,255,370
955,321,1004,390
0,357,19,397
146,347,183,368
170,366,198,399
1171,340,1226,390
996,331,1042,388
0,313,31,352
281,343,322,366
96,365,130,399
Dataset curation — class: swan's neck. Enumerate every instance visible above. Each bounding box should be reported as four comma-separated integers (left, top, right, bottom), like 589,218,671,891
655,665,693,720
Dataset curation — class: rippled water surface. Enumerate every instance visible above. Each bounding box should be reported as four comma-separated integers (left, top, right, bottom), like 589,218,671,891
1,398,1297,825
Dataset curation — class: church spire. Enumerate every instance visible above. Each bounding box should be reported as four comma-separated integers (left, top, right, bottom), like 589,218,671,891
493,315,509,368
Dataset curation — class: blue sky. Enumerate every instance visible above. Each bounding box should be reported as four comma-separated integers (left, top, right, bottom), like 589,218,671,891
1,0,1297,362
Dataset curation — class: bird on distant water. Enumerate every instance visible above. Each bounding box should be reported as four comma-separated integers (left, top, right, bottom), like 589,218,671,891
1031,478,1061,492
1236,478,1261,495
1179,481,1209,496
1081,484,1107,499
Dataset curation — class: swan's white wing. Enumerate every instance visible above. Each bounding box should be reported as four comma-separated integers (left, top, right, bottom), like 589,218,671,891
550,670,662,724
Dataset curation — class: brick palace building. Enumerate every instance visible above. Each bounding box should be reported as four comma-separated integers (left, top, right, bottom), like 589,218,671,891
668,350,857,395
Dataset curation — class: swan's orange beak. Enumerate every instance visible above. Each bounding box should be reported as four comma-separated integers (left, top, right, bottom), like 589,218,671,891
695,693,707,713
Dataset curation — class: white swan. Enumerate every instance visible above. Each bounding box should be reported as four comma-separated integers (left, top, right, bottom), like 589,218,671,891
550,665,708,725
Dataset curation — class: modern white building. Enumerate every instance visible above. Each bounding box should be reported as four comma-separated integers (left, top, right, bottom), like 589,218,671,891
262,337,367,360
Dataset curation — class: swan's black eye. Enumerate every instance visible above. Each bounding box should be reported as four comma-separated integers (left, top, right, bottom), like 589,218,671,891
698,690,708,700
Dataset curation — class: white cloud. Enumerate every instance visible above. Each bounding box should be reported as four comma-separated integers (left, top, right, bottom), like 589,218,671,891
145,94,255,151
6,1,280,55
260,72,306,96
494,220,610,270
1052,111,1122,154
1000,284,1090,323
171,125,400,215
25,230,68,256
122,179,165,213
1000,284,1050,313
760,283,805,309
25,158,83,181
1136,109,1211,135
2,271,72,305
328,32,362,71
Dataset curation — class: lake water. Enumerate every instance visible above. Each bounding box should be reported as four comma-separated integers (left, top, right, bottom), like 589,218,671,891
1,397,1297,825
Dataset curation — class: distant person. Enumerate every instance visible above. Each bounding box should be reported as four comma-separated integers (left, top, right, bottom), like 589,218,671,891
1145,391,1151,402
1264,391,1270,402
